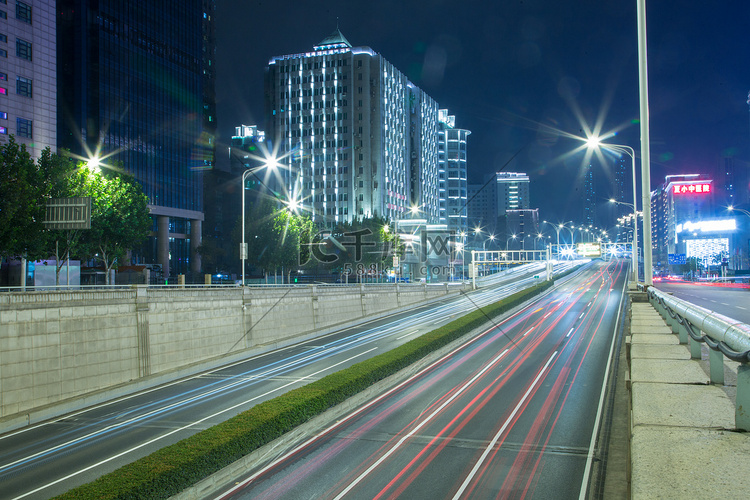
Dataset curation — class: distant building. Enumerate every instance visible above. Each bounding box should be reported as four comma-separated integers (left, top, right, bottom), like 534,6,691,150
496,172,530,214
437,110,470,236
57,0,216,277
264,29,440,228
506,208,540,250
1,0,57,158
583,164,596,227
650,174,731,271
467,180,497,238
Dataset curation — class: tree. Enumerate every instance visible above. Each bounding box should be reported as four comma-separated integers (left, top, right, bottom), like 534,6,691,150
237,199,314,282
0,137,75,262
62,166,151,284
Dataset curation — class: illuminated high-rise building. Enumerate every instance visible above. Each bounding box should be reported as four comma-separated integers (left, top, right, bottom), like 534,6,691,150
438,110,469,235
264,29,440,227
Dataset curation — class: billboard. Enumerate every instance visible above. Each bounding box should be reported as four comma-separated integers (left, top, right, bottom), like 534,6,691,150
577,242,601,257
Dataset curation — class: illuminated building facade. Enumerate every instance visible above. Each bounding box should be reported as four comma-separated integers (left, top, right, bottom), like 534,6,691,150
264,30,440,228
496,172,530,214
438,110,469,235
0,0,57,158
649,174,740,272
57,0,216,277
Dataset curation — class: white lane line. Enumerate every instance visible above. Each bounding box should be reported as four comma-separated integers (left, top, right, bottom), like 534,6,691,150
333,349,511,500
579,272,628,500
587,302,592,307
397,330,420,340
721,303,730,306
567,328,574,338
452,351,558,500
737,306,747,310
11,348,378,500
579,312,585,319
523,328,534,337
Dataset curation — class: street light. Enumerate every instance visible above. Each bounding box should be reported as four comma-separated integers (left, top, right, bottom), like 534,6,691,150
241,155,279,286
587,138,640,283
609,197,639,282
728,205,750,218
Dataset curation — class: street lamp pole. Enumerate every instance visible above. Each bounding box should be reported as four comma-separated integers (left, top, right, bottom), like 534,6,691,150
240,158,279,286
637,0,654,285
587,140,639,283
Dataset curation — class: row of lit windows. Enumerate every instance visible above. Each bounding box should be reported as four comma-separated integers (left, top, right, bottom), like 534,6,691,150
290,112,348,124
288,72,347,84
276,58,349,72
290,126,348,137
0,117,31,138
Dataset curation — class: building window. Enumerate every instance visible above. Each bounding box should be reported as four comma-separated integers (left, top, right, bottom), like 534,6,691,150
16,38,31,61
16,117,32,138
0,34,7,42
16,1,31,24
0,126,6,134
16,76,31,97
0,11,6,20
0,49,6,58
0,87,6,95
0,111,6,119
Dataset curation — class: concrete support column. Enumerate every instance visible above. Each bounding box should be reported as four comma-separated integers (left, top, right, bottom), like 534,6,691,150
736,364,750,431
157,216,170,280
190,218,202,273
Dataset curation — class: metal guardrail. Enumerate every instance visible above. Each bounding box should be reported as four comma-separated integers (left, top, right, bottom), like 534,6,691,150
647,286,750,430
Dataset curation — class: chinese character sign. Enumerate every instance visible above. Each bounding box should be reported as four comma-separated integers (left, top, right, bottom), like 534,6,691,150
673,183,711,195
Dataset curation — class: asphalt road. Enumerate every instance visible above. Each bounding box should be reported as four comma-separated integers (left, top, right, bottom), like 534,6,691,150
654,280,750,325
0,262,576,500
216,259,629,499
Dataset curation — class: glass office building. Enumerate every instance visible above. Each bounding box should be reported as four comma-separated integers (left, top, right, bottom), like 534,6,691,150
57,0,215,277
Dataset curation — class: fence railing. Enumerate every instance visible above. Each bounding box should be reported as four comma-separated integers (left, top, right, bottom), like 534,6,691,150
647,286,750,430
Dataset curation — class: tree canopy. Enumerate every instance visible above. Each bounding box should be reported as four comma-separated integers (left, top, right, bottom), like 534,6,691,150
0,137,76,260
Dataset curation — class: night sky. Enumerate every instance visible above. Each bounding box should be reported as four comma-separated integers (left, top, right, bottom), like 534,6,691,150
215,0,750,227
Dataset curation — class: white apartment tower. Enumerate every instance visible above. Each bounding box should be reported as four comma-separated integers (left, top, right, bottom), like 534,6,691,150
496,172,530,214
0,0,56,158
438,109,469,235
264,29,440,227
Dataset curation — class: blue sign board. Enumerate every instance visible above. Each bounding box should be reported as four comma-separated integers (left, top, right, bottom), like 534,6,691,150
668,253,687,265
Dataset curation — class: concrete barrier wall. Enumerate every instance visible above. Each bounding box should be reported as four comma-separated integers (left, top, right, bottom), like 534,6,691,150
0,283,464,422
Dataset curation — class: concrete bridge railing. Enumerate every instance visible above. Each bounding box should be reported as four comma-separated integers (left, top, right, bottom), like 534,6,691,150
647,286,750,430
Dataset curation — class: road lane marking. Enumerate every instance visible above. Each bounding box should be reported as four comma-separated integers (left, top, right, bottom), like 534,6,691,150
738,306,747,310
397,330,420,340
523,328,534,337
11,348,379,500
453,351,558,500
567,328,574,338
579,271,627,500
333,349,511,500
579,312,585,319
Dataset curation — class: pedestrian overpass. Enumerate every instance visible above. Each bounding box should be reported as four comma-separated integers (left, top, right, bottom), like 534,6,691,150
470,242,633,285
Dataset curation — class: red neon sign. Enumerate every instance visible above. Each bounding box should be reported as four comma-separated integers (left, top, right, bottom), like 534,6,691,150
673,183,711,195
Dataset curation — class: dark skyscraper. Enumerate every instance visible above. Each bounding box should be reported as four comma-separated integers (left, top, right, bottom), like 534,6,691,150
57,0,216,277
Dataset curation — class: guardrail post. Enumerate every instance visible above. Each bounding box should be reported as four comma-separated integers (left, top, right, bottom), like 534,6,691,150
709,349,725,385
689,336,701,359
677,320,688,344
736,364,750,431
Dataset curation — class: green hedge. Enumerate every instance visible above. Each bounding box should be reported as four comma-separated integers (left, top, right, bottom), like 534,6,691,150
55,280,554,499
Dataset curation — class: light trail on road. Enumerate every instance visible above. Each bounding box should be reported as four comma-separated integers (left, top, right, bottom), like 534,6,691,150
0,263,578,500
218,260,628,499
